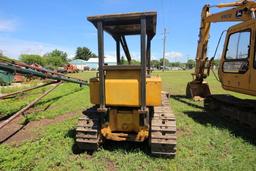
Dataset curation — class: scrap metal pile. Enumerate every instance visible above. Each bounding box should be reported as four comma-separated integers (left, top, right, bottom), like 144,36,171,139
0,56,87,135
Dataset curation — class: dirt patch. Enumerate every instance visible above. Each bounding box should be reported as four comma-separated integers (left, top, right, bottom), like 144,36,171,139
102,158,116,171
0,111,78,146
177,127,192,137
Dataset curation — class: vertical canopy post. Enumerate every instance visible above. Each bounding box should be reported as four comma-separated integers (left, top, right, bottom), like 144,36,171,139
147,37,151,74
116,39,121,65
97,21,106,111
140,17,146,111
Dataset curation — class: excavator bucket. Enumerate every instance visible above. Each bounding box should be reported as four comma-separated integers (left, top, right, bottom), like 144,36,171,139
186,81,211,100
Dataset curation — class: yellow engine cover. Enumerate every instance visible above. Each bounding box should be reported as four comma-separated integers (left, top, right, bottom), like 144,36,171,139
89,71,161,107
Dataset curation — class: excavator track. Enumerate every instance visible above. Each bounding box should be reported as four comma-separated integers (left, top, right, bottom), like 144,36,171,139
205,95,256,130
150,93,177,157
76,107,101,151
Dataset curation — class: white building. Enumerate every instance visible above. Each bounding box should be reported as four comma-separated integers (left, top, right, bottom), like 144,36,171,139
69,59,88,71
70,57,116,70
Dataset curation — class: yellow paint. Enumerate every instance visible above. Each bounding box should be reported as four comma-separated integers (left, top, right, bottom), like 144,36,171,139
109,109,141,132
146,77,161,106
191,1,256,98
106,79,140,106
89,77,99,105
101,125,148,142
89,69,161,106
106,70,141,80
219,20,256,96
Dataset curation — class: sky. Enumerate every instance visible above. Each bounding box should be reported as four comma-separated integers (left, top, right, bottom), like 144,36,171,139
0,0,238,62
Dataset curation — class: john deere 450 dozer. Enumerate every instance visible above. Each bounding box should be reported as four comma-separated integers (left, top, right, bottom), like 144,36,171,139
75,12,176,157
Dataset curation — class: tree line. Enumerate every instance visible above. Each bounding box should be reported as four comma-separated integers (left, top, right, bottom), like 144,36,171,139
19,47,96,69
1,47,220,70
150,58,220,70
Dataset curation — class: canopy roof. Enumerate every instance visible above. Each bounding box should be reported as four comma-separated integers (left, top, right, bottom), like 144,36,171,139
87,12,157,37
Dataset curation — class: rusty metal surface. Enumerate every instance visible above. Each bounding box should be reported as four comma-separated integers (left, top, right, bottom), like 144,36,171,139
87,12,156,37
0,82,62,129
150,93,177,157
0,81,58,99
186,81,211,99
0,56,87,86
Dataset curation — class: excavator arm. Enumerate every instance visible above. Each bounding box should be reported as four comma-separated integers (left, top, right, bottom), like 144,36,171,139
187,0,256,99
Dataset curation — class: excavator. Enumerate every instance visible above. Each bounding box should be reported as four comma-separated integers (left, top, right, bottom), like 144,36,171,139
186,0,256,129
75,12,176,157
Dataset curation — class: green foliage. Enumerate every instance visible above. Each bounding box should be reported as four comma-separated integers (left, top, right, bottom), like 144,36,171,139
74,47,96,61
170,62,183,67
120,56,126,64
160,58,170,67
120,56,140,65
44,49,68,68
19,49,68,69
151,60,160,68
186,59,196,69
212,59,220,68
0,71,256,170
20,54,46,66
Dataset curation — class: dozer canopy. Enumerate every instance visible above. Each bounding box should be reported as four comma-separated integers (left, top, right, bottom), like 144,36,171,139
87,12,157,111
87,12,156,37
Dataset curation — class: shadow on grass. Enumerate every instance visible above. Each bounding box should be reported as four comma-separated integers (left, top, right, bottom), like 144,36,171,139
1,88,84,119
171,95,256,145
66,128,150,155
170,95,204,110
35,87,83,107
184,110,256,145
171,94,256,145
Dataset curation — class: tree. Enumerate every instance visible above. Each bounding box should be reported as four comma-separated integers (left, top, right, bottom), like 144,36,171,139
44,49,68,68
212,59,220,68
151,60,160,68
186,59,195,69
20,54,45,66
120,56,140,65
160,58,170,68
121,56,126,64
170,62,182,67
74,47,96,61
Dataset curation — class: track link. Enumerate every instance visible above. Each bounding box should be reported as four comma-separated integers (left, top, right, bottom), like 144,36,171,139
150,93,177,157
205,95,256,130
76,107,101,151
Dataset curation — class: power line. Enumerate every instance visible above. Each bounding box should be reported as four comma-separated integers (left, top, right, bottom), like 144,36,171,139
162,28,169,71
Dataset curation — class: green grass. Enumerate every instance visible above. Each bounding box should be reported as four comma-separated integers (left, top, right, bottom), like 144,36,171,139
0,70,256,170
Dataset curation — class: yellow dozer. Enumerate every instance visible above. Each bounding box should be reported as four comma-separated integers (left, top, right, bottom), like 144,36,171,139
75,12,176,156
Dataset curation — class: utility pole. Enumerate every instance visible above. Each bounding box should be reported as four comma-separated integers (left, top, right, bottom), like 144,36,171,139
162,28,167,71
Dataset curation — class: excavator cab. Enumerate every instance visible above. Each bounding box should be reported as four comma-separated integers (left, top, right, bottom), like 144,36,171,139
219,20,256,96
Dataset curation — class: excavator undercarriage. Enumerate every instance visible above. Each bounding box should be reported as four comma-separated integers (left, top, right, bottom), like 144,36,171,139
205,95,256,130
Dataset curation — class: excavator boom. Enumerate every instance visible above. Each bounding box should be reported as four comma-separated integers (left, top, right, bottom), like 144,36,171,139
187,0,256,99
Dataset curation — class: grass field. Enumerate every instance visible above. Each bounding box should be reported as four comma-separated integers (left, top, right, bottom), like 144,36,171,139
0,70,256,171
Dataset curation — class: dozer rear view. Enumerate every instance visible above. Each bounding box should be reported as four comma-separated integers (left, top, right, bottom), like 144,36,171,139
75,12,176,156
